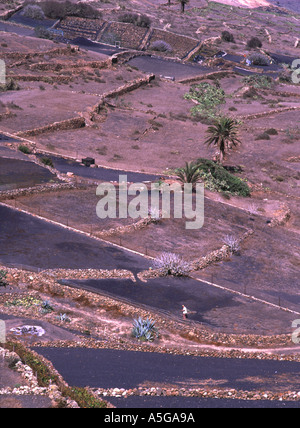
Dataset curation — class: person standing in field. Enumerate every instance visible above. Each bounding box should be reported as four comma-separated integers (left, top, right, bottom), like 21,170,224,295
182,305,188,320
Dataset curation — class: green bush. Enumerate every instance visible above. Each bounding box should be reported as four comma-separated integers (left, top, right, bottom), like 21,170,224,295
18,144,32,154
151,40,173,53
243,75,273,89
265,128,278,135
118,12,151,28
0,270,8,287
195,158,250,197
64,387,107,408
255,132,270,140
248,53,270,66
40,0,101,19
221,31,235,43
34,26,53,40
41,156,54,168
22,4,45,20
247,37,262,49
184,83,225,120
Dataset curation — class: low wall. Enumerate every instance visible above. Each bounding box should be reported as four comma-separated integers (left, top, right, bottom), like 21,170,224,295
178,70,235,84
0,182,83,201
10,74,71,84
2,47,79,61
16,117,86,138
239,106,300,121
90,74,155,117
28,58,113,72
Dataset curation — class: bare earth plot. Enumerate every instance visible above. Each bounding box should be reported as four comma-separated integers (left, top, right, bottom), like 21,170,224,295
61,275,297,335
0,89,100,133
0,157,57,191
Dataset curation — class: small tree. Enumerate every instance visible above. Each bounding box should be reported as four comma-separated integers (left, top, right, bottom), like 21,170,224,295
22,4,45,20
221,31,235,43
204,117,241,164
151,40,173,53
176,162,202,190
177,0,189,13
247,37,262,49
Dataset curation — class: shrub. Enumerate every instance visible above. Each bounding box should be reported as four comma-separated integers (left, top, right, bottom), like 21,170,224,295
118,12,151,28
41,0,101,20
278,69,292,83
265,128,278,135
184,82,225,120
22,4,45,20
150,40,173,53
195,158,251,197
63,387,107,408
242,86,259,99
132,317,159,342
153,252,190,277
18,144,32,154
34,26,53,40
248,53,270,66
5,296,41,308
223,235,240,254
0,270,8,287
41,156,54,168
221,31,235,43
255,132,270,140
243,75,273,89
247,37,262,49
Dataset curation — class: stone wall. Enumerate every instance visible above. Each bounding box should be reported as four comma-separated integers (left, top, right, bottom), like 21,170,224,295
2,47,79,61
28,58,112,72
16,117,86,138
240,106,300,121
178,70,235,84
11,74,71,84
0,182,82,202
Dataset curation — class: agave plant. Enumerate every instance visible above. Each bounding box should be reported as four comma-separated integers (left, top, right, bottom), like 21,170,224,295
132,317,159,342
56,313,71,323
176,162,202,190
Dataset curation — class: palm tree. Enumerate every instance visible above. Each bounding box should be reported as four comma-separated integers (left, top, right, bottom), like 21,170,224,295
204,117,241,164
178,0,189,13
176,162,202,190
